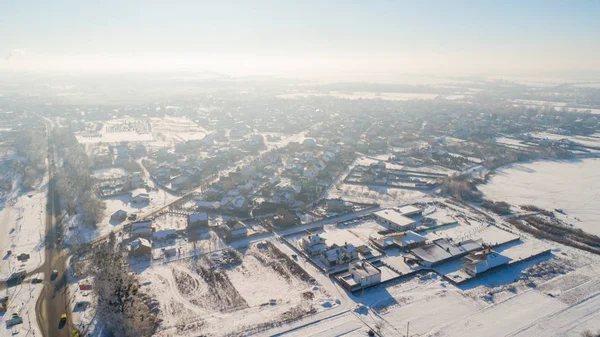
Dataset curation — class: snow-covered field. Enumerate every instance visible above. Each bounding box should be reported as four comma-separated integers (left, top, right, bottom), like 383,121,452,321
75,116,207,146
0,178,46,281
137,243,338,337
0,276,43,337
0,179,45,337
480,159,600,235
277,91,463,101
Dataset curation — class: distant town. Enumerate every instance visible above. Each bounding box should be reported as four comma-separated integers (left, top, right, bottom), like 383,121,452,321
1,75,600,337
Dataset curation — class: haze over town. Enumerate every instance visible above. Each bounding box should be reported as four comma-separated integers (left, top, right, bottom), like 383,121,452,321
1,1,600,337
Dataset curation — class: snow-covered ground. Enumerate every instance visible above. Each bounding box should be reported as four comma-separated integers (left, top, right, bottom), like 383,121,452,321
68,167,179,243
137,242,339,336
480,159,600,235
0,276,43,337
75,116,207,146
0,177,46,281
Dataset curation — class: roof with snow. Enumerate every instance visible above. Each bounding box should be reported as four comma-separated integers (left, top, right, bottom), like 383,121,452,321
350,261,381,278
397,205,422,216
188,212,208,222
130,238,151,251
374,209,416,228
463,250,512,275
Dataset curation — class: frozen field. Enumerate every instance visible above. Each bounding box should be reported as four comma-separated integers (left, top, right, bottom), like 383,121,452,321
480,159,600,236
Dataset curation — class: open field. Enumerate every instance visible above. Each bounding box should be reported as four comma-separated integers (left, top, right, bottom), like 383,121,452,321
480,159,600,236
137,242,337,337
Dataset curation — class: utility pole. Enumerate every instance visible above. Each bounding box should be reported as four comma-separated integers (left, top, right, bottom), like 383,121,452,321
406,321,409,337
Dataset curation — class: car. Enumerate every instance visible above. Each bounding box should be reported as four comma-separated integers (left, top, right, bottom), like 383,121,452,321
32,277,42,284
60,314,67,322
51,270,59,280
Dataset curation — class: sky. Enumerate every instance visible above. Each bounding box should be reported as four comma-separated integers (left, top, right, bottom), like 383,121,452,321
1,0,600,79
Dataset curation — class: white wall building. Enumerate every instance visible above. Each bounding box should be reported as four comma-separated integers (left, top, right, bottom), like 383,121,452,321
373,209,416,231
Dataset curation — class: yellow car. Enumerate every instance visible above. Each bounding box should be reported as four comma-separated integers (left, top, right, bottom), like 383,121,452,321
60,314,67,322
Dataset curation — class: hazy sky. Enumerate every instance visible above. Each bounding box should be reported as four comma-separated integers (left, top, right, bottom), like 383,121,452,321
2,0,600,79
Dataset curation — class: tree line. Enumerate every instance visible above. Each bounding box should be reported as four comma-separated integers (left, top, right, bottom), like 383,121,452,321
52,127,106,225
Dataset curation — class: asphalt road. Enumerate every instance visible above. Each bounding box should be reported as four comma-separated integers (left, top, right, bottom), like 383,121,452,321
35,130,72,337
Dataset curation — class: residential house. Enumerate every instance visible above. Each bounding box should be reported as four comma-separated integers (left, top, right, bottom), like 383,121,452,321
111,209,128,222
408,238,482,267
347,261,382,289
462,249,511,276
371,231,427,250
131,191,150,204
320,244,359,267
301,234,327,255
397,205,422,217
373,209,417,231
226,219,249,239
129,238,152,257
187,212,209,228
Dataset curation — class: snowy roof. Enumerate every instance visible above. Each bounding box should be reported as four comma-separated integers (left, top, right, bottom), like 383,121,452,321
323,244,357,262
374,209,416,227
464,250,512,274
153,229,177,239
394,231,427,247
434,239,464,256
350,261,381,278
410,242,453,263
130,238,151,251
131,221,153,229
188,212,208,222
458,239,483,253
397,205,422,215
303,234,326,246
195,201,220,209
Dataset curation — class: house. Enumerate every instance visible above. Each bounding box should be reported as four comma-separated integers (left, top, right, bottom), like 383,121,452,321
129,238,152,257
462,249,511,276
371,231,427,250
131,191,150,204
154,165,171,183
301,234,327,255
132,227,153,238
188,212,208,228
170,175,190,191
221,196,249,215
130,220,152,229
272,182,301,205
409,238,482,267
349,261,381,288
320,244,359,267
373,209,416,231
397,205,422,217
153,229,177,241
227,219,249,238
111,209,128,221
194,200,220,210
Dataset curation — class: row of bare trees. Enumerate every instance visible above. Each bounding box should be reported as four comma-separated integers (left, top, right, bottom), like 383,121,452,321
52,128,106,225
89,241,158,336
15,127,47,190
